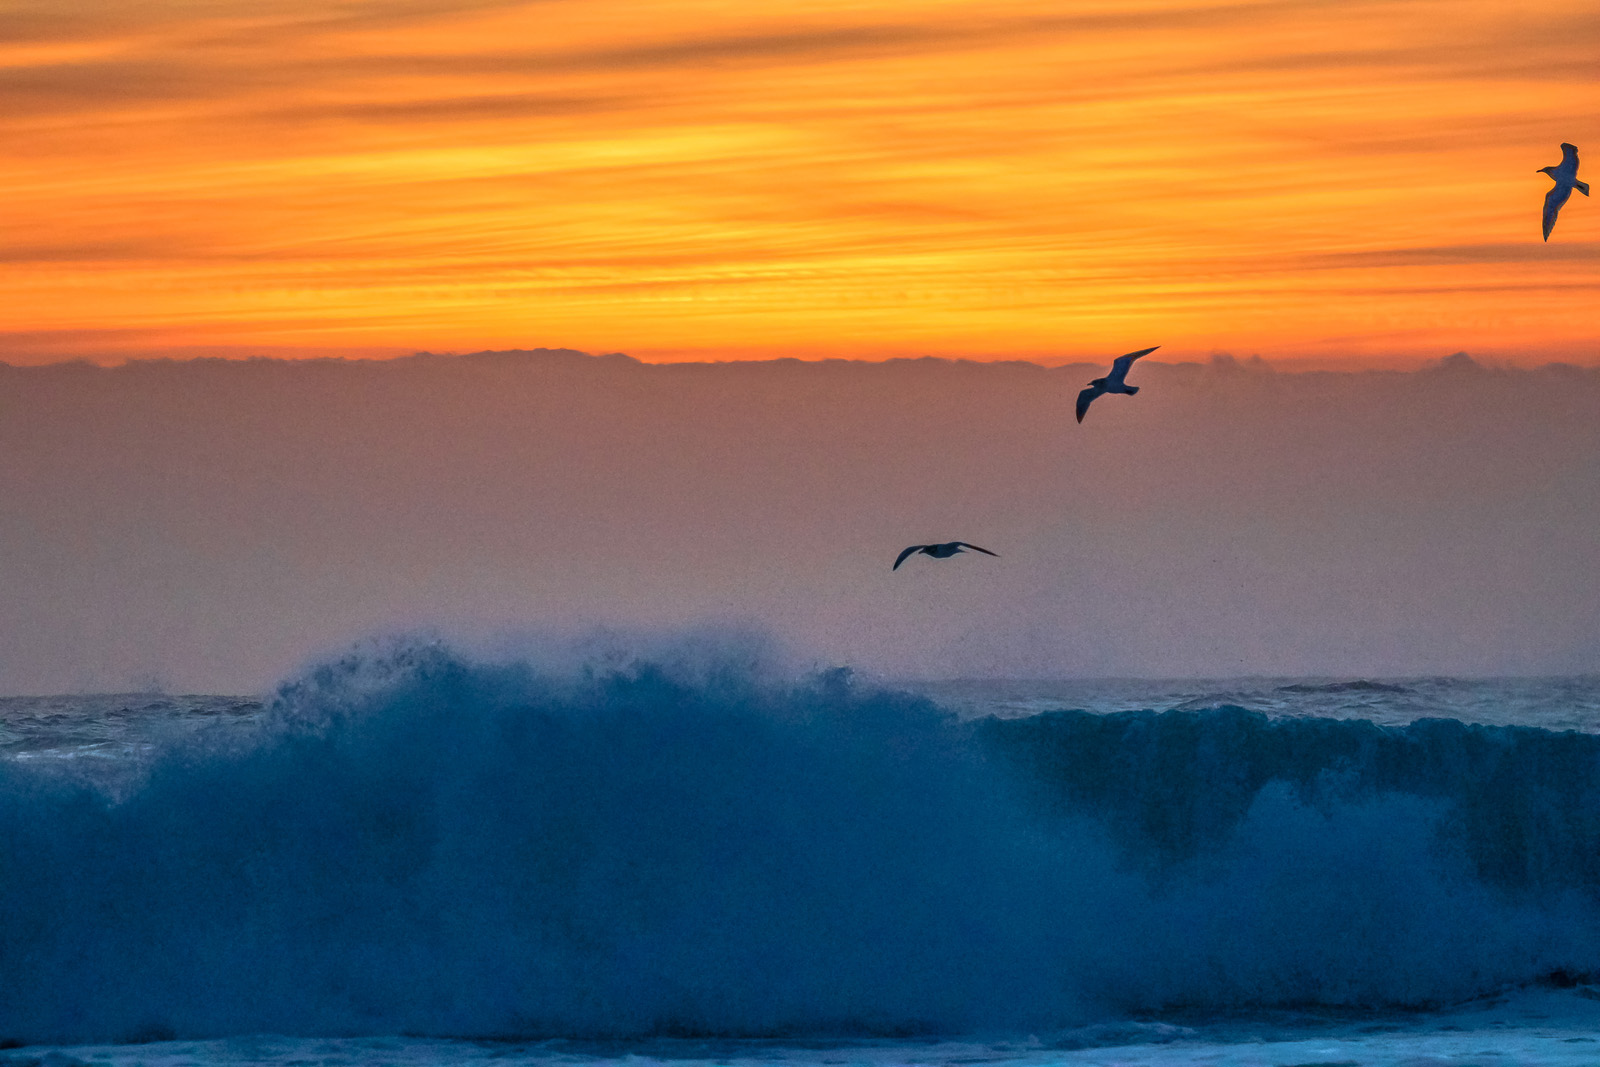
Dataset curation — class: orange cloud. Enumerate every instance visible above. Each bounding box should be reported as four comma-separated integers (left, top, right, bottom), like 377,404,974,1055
1,0,1596,365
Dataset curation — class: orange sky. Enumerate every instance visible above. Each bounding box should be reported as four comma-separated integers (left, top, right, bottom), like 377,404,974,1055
2,0,1597,366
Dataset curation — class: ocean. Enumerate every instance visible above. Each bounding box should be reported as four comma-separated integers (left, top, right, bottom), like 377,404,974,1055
6,639,1600,1066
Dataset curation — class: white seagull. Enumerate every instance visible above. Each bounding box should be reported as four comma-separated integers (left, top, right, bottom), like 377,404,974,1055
893,541,998,571
1540,143,1588,241
1076,346,1159,423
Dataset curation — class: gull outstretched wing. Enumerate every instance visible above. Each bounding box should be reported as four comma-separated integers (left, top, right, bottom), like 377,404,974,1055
1562,142,1580,168
893,545,925,570
1545,183,1573,241
1075,385,1102,423
955,543,998,557
1107,346,1160,384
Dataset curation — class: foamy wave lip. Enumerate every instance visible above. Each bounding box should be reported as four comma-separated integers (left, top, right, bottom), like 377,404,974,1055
2,632,1599,1046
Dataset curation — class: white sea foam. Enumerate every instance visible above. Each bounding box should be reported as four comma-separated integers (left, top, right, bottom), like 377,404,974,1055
9,990,1600,1067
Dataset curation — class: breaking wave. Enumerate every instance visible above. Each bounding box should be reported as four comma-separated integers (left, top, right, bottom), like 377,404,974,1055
3,637,1600,1044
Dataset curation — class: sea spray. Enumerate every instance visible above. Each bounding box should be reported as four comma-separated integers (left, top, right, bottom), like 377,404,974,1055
3,637,1600,1045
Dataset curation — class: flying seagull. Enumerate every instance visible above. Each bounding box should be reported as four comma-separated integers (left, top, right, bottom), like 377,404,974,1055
1540,143,1588,241
893,541,999,571
1076,346,1159,423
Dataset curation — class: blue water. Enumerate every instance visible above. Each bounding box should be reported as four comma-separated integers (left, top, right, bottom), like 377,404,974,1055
4,637,1600,1057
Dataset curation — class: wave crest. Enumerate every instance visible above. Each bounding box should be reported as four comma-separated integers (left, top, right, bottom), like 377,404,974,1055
3,640,1599,1043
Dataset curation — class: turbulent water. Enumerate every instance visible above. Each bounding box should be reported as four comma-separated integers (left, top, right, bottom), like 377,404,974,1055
5,640,1600,1065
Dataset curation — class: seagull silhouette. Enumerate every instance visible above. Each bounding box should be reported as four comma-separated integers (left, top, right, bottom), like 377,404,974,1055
1539,143,1588,241
893,541,998,571
1076,346,1159,423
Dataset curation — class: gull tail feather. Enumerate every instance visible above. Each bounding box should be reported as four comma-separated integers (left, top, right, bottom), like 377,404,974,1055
1578,180,1591,196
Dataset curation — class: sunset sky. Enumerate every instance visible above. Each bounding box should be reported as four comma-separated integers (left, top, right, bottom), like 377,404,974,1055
3,0,1597,366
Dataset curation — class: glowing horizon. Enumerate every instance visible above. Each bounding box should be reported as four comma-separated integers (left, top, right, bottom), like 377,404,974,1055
2,0,1597,366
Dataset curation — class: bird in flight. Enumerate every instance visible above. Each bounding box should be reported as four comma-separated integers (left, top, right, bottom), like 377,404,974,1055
1539,143,1588,241
893,541,999,571
1076,346,1159,423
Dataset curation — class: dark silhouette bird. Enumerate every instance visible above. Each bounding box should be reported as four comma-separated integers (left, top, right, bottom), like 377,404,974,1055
1539,143,1588,241
893,541,998,571
1076,346,1159,423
